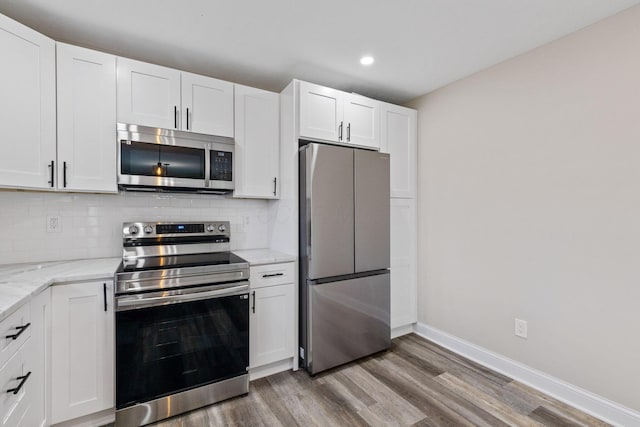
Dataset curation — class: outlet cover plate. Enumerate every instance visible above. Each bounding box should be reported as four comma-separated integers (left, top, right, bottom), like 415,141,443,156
47,215,62,233
515,318,528,339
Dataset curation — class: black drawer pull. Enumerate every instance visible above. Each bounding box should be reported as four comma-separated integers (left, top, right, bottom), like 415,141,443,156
262,273,284,278
7,371,31,394
6,323,30,340
251,291,256,314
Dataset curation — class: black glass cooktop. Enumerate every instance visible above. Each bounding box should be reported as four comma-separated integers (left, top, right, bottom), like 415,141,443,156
121,252,247,273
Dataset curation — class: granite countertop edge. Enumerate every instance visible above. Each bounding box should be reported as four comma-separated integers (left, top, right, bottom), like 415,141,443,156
0,257,121,322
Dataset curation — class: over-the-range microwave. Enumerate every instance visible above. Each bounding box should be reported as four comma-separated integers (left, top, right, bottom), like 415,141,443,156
117,123,234,194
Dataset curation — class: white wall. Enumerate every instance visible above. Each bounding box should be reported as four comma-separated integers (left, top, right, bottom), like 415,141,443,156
408,5,640,412
0,190,270,264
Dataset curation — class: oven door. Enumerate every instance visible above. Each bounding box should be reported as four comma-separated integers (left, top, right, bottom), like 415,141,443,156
115,282,249,410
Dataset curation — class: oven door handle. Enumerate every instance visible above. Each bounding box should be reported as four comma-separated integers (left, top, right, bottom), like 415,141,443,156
116,283,249,311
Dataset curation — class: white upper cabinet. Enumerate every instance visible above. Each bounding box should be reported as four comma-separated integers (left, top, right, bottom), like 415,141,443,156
182,72,234,137
0,14,56,190
380,103,417,198
57,43,117,193
233,84,280,199
299,80,379,149
117,57,234,137
344,93,379,149
299,81,344,142
117,57,181,129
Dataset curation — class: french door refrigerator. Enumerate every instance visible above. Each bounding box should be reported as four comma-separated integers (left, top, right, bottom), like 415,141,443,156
299,142,390,375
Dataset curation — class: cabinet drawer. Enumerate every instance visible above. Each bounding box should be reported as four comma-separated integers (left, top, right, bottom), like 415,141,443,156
0,340,31,427
0,305,30,369
250,262,295,289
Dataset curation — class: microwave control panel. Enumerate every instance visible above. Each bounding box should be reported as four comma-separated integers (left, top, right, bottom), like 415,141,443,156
210,150,233,182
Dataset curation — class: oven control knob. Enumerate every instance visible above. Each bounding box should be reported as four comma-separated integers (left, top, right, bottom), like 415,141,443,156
218,224,226,232
144,226,153,234
128,225,139,235
207,224,215,232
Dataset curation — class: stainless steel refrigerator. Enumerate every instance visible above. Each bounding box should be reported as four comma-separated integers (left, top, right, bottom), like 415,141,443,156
299,142,390,375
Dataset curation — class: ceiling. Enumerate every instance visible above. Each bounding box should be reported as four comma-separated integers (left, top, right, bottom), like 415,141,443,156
1,0,638,104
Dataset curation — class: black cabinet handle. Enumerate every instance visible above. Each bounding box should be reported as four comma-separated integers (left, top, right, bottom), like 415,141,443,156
273,177,277,196
347,123,351,142
251,291,256,314
48,161,54,187
6,371,31,395
338,121,343,141
103,283,107,312
174,106,178,129
262,273,284,278
186,108,190,130
63,161,67,188
5,323,30,340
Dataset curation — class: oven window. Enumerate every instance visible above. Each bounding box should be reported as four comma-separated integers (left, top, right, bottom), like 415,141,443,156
121,141,206,179
115,293,248,408
210,150,233,181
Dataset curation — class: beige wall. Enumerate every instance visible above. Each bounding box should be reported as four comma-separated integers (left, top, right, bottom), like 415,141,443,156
407,5,640,411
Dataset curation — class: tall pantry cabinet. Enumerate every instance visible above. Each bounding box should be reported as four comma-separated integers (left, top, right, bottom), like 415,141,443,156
380,102,418,332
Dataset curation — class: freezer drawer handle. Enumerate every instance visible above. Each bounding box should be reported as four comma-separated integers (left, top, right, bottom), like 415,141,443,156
7,371,31,394
262,273,284,278
5,323,30,340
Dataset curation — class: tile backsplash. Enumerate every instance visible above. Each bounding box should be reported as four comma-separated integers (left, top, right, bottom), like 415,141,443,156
0,190,270,265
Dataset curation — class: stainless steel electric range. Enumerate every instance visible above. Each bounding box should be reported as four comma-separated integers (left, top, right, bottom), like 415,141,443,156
114,221,249,426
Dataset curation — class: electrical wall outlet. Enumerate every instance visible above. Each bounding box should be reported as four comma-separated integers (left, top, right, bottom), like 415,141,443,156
46,215,62,233
515,318,528,339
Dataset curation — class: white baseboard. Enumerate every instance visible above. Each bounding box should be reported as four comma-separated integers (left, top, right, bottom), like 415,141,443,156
249,358,294,381
391,323,415,338
51,408,115,427
413,323,640,427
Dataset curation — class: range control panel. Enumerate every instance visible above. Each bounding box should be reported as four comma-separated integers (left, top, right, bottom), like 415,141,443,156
122,221,229,238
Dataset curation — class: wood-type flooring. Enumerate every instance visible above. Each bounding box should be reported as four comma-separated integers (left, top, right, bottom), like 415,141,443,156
151,334,610,426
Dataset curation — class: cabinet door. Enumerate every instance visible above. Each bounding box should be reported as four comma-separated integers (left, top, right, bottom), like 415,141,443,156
234,85,279,198
23,288,50,427
116,57,181,129
181,72,234,136
299,81,343,143
380,103,417,198
51,281,114,424
344,93,379,149
390,199,417,329
57,43,117,193
0,14,56,190
250,283,295,367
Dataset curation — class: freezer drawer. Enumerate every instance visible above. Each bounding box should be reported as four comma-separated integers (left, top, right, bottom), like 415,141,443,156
307,271,390,374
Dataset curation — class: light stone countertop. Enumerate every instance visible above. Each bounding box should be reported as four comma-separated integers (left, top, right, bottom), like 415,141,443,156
0,257,121,322
233,249,296,266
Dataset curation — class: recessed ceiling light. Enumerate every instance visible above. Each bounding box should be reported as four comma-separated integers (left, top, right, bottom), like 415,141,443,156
360,56,374,66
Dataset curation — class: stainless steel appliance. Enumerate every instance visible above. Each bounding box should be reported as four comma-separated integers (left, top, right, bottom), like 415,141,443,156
117,123,234,193
114,221,249,426
299,142,391,375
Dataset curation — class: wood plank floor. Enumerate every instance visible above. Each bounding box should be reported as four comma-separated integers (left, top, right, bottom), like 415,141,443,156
151,334,609,427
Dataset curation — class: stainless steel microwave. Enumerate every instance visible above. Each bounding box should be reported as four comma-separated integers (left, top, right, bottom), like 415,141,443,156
117,123,234,194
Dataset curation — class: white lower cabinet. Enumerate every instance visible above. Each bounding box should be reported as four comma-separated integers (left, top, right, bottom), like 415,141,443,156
390,198,418,329
0,287,48,427
51,281,114,424
249,262,295,370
